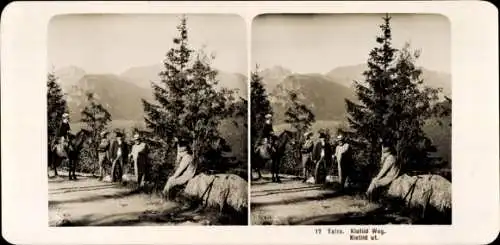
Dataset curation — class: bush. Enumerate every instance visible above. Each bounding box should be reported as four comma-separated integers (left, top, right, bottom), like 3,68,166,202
146,143,176,193
280,143,302,176
77,145,97,174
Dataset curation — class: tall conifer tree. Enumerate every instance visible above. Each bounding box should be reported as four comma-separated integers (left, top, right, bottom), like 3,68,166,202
345,14,444,178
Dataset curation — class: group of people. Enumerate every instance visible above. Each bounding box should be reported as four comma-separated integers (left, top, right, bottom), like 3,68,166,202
96,130,149,187
300,129,353,187
301,129,401,196
50,113,215,199
253,113,401,196
98,129,199,198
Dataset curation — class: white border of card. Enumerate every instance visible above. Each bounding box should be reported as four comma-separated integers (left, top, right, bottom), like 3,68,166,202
1,1,499,244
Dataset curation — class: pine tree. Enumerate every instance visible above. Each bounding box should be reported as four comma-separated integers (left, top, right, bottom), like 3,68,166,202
284,91,315,137
47,71,68,146
345,14,445,179
345,14,398,171
81,92,112,168
250,65,272,148
387,43,442,171
142,16,193,145
142,15,236,171
284,91,316,170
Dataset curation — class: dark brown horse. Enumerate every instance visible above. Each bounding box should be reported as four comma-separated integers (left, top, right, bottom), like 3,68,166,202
252,130,295,182
49,129,92,180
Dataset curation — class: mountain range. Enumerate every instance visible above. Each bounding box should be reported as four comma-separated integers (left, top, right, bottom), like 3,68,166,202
55,65,248,121
54,63,451,124
260,64,451,123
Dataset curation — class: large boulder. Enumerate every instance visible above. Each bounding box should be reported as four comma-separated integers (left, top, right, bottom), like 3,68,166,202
183,173,248,213
386,174,451,213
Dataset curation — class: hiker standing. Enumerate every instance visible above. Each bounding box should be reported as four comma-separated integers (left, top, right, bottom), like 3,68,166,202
301,131,314,182
129,133,148,188
312,130,333,184
333,133,354,189
110,131,129,182
366,139,401,199
97,130,111,180
163,137,198,199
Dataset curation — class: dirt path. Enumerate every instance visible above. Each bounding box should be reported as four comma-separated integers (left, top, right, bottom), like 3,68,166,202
251,173,413,225
48,172,230,226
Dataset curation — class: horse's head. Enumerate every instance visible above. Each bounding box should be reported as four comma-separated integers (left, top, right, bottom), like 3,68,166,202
74,128,93,147
281,130,297,146
274,130,296,151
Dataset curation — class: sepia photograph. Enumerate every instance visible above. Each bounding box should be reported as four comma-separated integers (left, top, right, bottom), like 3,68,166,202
47,14,249,226
2,1,498,244
250,13,452,225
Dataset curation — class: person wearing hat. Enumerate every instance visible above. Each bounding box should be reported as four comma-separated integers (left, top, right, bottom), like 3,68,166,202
129,132,149,187
333,132,354,189
366,139,400,199
262,113,275,141
52,112,72,157
163,137,197,199
301,131,314,182
312,130,333,184
110,131,129,182
97,130,111,180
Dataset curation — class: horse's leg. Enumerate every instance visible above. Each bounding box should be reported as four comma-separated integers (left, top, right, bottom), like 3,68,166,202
270,157,275,182
72,158,78,180
253,158,262,180
54,157,59,177
270,159,275,182
275,158,281,183
68,159,72,180
48,153,52,177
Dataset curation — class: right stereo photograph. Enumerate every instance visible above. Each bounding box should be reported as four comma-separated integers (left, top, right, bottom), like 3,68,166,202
249,13,452,226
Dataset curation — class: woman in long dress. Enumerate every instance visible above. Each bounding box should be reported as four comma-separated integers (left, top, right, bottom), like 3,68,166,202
366,140,401,199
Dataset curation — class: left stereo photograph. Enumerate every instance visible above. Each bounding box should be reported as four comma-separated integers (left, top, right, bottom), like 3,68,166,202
47,14,249,226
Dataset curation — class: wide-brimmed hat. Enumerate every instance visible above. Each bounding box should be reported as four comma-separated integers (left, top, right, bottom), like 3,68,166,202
265,114,272,119
336,134,344,140
304,131,313,137
62,113,69,118
133,133,140,140
100,131,108,136
318,131,327,139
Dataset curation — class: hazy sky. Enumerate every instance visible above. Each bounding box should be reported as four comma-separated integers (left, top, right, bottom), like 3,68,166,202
48,14,247,74
252,14,450,74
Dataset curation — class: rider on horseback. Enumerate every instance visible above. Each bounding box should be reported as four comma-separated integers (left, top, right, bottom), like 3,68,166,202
262,114,275,142
52,113,72,158
256,113,276,163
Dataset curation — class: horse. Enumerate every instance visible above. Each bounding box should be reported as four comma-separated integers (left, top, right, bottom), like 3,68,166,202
49,129,92,180
253,130,295,183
